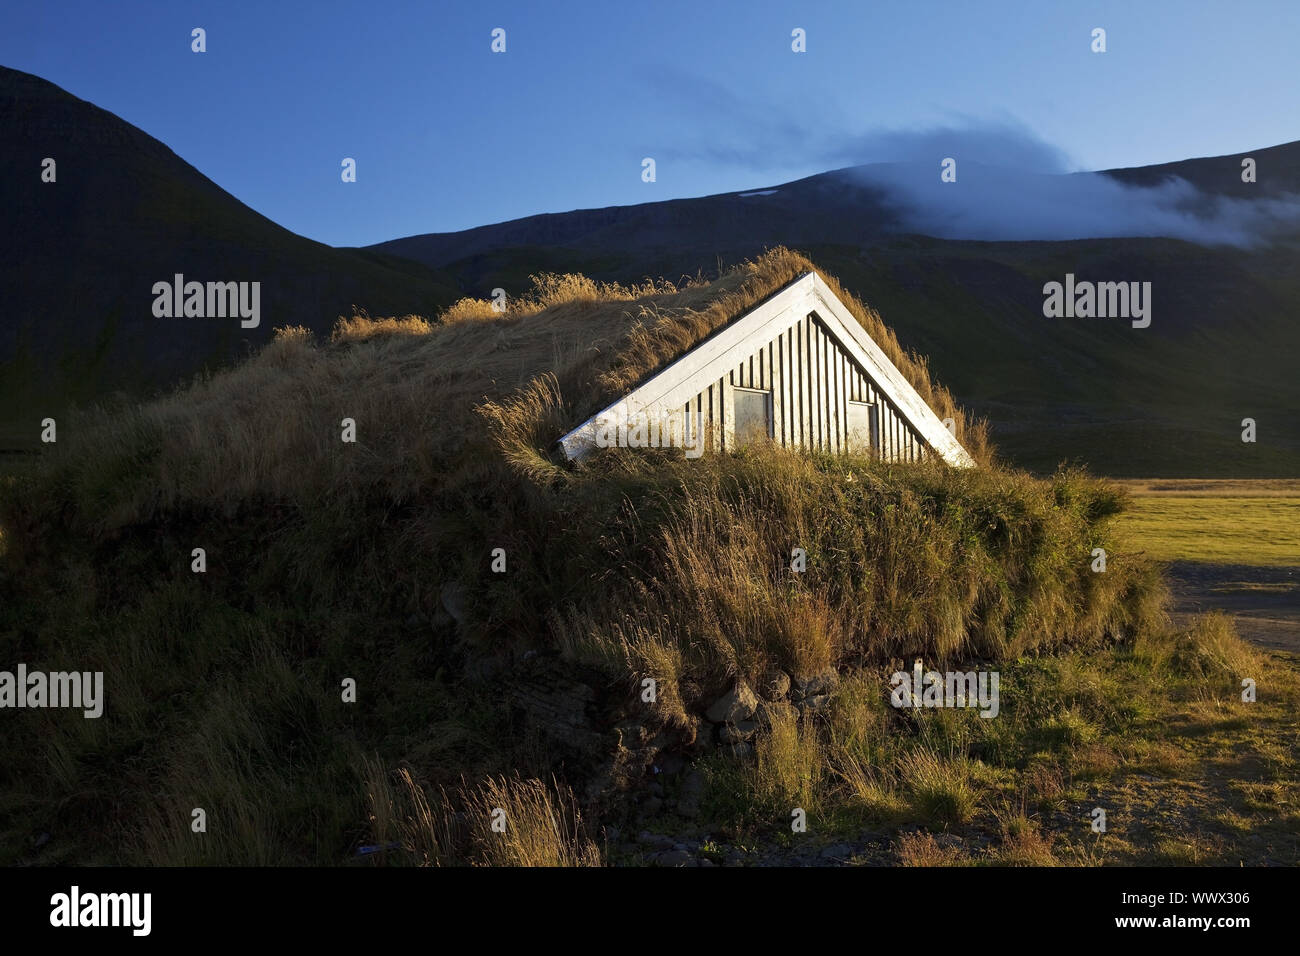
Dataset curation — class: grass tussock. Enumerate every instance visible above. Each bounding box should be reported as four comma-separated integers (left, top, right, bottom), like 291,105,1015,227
896,831,970,866
364,763,602,867
331,311,433,343
752,707,823,815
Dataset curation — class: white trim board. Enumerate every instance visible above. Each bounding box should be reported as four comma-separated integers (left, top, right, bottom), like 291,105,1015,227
557,271,975,467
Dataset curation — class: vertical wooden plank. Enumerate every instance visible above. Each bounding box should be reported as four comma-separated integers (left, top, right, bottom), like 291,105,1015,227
844,358,853,452
721,377,731,452
817,319,827,451
716,377,726,452
799,316,809,449
836,346,846,454
830,347,840,454
793,324,803,449
827,329,838,453
832,348,842,455
821,321,831,451
771,338,782,446
712,382,722,452
828,327,838,451
800,314,811,447
790,317,800,447
884,402,894,462
813,318,824,450
811,321,820,451
794,318,805,448
878,402,887,461
821,325,832,453
813,318,821,449
759,343,769,442
782,331,792,447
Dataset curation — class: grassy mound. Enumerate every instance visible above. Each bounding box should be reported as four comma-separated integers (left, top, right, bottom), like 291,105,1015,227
0,251,1167,864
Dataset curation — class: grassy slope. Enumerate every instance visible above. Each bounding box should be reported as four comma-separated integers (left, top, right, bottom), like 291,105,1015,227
0,256,1179,865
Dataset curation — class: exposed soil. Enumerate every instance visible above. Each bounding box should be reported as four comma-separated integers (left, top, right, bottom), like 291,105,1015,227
1165,561,1300,655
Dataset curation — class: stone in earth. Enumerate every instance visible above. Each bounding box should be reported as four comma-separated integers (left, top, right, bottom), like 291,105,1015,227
705,681,758,724
796,694,831,712
760,669,791,700
719,720,758,743
637,831,674,850
754,699,796,730
792,669,839,700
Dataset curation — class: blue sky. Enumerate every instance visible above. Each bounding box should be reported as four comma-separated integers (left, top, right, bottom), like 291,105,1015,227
4,0,1297,246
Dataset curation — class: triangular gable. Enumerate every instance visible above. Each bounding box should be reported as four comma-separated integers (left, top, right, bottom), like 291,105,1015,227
558,271,975,467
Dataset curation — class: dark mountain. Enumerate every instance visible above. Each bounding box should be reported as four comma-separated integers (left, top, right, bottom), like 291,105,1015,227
0,65,457,446
1101,140,1300,199
368,167,902,272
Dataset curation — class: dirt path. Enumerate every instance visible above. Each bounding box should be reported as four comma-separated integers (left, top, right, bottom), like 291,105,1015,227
1164,562,1300,655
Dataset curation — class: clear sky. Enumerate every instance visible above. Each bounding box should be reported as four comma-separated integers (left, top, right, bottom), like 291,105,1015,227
3,0,1297,247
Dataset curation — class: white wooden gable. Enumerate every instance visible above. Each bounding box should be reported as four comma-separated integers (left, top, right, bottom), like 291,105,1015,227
558,272,975,467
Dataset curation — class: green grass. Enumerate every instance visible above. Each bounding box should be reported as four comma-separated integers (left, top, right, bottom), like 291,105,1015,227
695,612,1300,866
1119,495,1300,566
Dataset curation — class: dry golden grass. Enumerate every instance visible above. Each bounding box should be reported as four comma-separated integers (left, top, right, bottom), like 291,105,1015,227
993,815,1059,866
1173,611,1265,686
364,762,602,867
331,313,432,342
896,831,970,866
753,706,823,814
898,749,979,825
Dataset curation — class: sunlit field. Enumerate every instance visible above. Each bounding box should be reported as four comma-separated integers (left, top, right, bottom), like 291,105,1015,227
1116,480,1300,567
